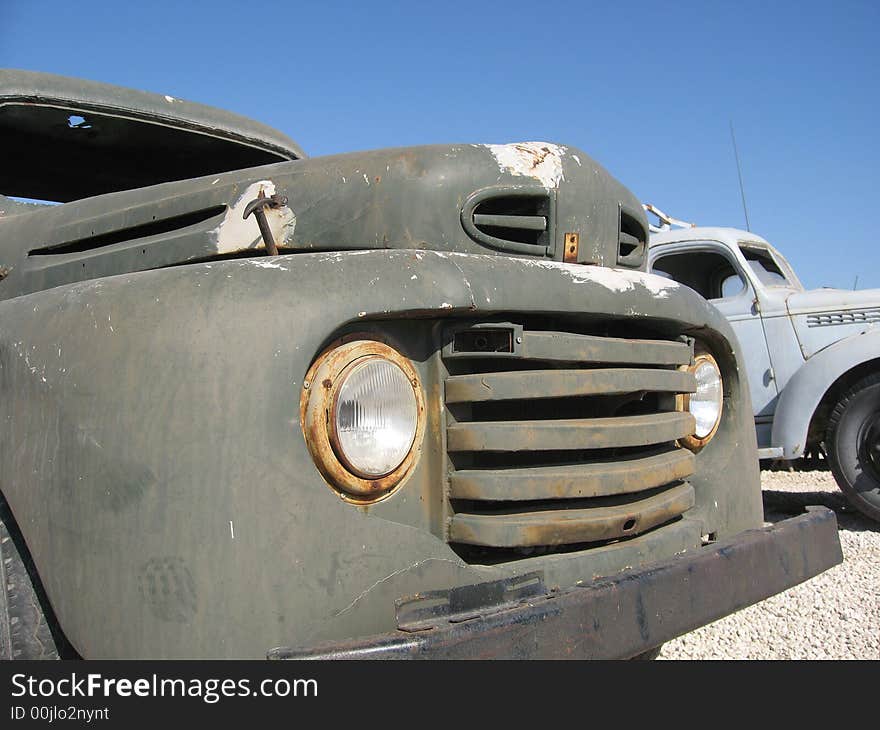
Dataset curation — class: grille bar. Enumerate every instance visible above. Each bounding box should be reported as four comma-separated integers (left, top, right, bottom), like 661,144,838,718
516,331,690,365
448,483,695,547
472,213,547,231
449,448,695,501
447,411,695,452
446,367,695,403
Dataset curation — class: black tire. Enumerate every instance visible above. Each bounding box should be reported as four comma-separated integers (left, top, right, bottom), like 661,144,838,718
0,499,59,659
826,373,880,523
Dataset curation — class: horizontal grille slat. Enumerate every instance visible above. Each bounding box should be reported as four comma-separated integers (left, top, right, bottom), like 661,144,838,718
448,483,695,547
449,449,695,501
445,367,695,403
447,411,695,452
519,331,690,366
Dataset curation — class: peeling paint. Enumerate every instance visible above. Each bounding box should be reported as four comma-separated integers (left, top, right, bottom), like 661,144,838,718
513,258,680,298
211,180,296,255
484,141,566,189
244,258,289,270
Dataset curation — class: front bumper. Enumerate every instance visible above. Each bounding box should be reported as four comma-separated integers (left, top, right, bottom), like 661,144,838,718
269,507,843,660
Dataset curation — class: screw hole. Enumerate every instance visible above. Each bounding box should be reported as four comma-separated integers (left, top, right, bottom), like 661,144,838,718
622,518,637,532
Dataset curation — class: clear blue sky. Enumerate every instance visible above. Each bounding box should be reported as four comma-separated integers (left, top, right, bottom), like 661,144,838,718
2,0,877,290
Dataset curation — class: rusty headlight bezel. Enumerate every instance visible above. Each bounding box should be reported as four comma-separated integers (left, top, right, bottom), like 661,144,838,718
677,350,723,451
300,339,426,504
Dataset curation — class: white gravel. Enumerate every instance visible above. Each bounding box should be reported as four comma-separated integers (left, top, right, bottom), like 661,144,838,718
660,465,880,660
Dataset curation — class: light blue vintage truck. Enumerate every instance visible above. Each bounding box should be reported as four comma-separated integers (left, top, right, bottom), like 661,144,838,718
647,206,880,522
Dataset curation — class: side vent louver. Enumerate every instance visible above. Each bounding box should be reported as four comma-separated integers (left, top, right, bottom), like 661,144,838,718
461,185,555,256
618,206,646,267
28,206,227,256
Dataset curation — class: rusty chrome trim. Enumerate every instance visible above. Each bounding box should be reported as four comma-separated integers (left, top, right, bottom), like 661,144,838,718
448,448,695,501
300,339,426,504
448,483,695,547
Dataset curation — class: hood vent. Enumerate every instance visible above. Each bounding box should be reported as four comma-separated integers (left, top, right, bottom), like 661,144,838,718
617,205,646,267
807,308,880,327
461,185,555,256
28,205,226,256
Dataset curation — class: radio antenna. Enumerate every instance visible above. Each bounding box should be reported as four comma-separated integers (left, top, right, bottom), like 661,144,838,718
729,120,751,232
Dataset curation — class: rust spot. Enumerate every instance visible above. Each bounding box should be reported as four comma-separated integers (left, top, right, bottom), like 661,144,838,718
563,232,579,264
322,378,333,389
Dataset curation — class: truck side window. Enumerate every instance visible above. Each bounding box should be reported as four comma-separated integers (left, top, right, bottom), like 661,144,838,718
652,250,746,301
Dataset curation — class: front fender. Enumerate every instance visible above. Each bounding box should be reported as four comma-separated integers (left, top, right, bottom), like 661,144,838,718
771,328,880,458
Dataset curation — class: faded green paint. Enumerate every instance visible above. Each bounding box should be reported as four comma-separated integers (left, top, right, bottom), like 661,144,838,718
0,72,768,658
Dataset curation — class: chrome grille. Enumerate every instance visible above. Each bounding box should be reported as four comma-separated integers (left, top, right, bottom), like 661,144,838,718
442,324,697,560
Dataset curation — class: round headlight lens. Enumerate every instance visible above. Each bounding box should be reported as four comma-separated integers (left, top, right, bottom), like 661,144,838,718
333,358,418,477
689,355,723,439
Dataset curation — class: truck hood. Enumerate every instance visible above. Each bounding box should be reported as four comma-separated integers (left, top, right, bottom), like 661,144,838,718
787,287,880,358
0,142,649,299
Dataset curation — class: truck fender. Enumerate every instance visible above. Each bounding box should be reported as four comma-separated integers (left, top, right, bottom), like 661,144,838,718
771,328,880,458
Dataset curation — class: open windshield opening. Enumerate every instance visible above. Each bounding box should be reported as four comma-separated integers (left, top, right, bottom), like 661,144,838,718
0,103,292,203
739,243,800,289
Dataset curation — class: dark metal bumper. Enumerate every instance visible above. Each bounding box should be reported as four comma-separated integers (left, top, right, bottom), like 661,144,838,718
268,507,843,660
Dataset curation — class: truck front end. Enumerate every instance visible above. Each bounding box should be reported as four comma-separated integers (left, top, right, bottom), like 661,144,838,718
0,142,842,658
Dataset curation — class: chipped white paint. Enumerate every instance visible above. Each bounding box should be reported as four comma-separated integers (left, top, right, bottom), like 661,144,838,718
244,258,289,270
499,257,681,298
229,520,235,540
164,95,176,103
572,154,582,166
484,142,566,189
211,180,296,255
439,302,453,309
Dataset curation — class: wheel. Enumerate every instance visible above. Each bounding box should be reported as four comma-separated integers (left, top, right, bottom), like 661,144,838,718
826,373,880,522
0,498,59,659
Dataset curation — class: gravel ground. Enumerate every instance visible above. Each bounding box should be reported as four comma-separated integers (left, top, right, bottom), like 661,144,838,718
660,464,879,660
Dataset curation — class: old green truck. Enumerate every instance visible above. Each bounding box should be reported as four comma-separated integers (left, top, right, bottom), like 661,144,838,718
0,70,842,659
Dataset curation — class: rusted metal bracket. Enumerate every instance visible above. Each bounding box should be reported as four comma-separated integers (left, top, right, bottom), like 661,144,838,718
643,203,696,233
243,190,288,256
563,232,579,263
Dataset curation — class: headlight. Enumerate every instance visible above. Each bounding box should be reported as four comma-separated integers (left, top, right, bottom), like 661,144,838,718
301,339,425,503
332,358,418,477
680,351,723,450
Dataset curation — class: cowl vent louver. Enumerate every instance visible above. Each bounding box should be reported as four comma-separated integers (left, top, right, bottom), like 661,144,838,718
807,308,880,327
461,185,555,256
